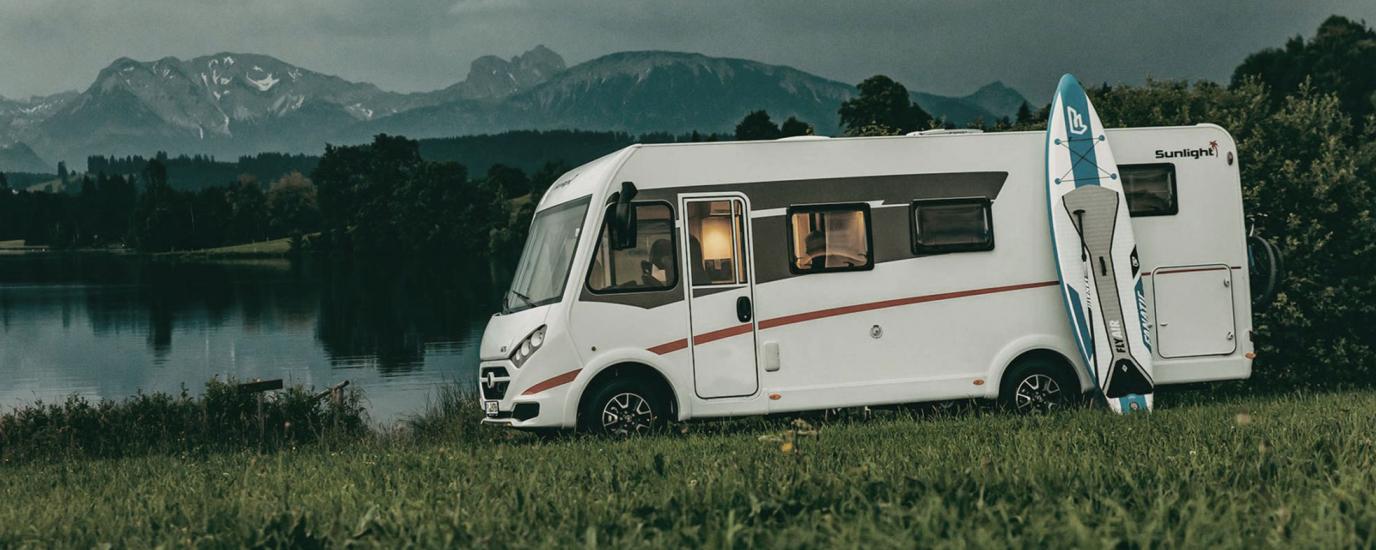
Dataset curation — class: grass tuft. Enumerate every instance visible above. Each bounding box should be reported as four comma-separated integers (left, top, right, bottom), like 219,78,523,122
0,378,366,463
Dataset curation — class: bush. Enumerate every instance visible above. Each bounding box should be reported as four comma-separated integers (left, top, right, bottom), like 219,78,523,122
403,382,525,445
0,378,366,463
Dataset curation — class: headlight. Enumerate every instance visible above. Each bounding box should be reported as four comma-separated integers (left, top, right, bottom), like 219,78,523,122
510,325,547,368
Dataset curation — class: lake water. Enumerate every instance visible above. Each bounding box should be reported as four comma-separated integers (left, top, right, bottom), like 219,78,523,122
0,254,497,425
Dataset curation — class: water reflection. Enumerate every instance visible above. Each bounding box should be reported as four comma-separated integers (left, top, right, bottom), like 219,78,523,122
0,254,495,423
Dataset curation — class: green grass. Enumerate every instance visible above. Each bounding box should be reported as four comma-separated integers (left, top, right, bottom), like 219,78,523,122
1,389,1373,547
164,237,294,257
158,233,321,258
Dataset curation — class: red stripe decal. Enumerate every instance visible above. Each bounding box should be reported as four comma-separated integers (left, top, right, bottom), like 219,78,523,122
648,339,688,355
646,280,1058,354
759,280,1058,330
693,323,753,345
521,369,581,395
1146,265,1241,277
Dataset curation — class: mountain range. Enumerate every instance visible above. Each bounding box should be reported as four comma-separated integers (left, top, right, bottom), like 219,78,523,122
0,46,1026,173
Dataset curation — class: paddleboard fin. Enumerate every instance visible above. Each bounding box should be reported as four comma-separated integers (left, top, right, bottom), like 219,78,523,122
1106,359,1154,397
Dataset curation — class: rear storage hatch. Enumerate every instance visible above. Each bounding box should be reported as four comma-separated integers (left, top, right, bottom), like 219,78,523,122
1151,265,1237,358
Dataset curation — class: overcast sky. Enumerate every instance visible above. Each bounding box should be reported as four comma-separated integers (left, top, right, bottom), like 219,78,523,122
1,0,1372,101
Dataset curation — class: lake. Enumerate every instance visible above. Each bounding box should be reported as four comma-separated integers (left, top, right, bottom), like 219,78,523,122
0,253,497,425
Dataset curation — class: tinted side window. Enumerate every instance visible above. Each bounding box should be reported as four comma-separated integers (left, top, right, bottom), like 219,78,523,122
586,203,677,293
911,198,994,253
1121,163,1178,216
787,204,873,274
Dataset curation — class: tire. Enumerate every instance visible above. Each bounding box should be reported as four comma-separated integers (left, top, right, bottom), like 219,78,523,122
1248,235,1284,308
999,358,1080,414
578,376,669,436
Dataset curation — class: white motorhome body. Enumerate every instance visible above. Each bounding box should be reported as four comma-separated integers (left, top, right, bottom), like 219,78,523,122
479,125,1253,431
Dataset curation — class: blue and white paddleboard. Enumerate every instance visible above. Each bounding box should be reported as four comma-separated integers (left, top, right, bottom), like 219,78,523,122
1045,74,1155,414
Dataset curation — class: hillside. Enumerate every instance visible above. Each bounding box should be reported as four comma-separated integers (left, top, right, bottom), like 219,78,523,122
0,142,52,173
5,47,1026,163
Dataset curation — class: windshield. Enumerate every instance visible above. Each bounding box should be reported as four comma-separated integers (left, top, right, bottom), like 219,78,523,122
504,196,592,313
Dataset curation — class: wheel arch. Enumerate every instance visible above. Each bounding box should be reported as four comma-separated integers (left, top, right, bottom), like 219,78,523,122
986,334,1087,398
1002,348,1083,395
567,358,684,427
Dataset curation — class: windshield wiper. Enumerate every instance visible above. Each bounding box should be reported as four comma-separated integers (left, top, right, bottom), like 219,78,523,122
506,289,537,311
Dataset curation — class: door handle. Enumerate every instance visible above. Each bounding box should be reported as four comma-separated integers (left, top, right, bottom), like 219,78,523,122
736,296,752,323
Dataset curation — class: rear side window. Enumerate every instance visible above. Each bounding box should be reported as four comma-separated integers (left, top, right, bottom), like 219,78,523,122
586,203,677,293
1121,163,1178,216
787,203,873,274
911,198,994,253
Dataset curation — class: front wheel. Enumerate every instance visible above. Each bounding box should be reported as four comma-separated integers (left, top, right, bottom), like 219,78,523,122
999,360,1080,414
578,377,668,436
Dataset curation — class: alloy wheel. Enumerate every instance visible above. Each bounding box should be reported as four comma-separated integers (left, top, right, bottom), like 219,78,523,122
600,392,655,435
1014,373,1062,413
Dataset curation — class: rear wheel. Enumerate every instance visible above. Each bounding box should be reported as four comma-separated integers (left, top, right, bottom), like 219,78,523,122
578,377,668,436
1000,358,1079,414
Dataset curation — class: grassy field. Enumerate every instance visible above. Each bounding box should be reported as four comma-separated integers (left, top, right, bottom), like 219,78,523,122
1,390,1373,548
162,237,294,257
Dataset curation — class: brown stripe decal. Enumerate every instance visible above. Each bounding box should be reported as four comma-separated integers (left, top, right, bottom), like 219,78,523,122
521,369,582,395
648,280,1059,354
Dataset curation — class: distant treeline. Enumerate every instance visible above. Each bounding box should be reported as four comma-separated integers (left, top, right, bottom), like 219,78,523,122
18,129,729,193
416,130,719,175
0,169,313,251
85,152,320,192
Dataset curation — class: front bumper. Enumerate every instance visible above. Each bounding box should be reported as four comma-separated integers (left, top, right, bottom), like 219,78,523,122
477,361,571,428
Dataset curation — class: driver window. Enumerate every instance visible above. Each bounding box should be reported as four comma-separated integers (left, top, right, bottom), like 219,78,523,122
788,204,872,273
586,203,677,293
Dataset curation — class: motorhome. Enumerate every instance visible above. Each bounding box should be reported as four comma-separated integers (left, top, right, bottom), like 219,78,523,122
478,125,1256,435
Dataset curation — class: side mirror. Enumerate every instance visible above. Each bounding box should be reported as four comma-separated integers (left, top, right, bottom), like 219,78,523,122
610,181,638,250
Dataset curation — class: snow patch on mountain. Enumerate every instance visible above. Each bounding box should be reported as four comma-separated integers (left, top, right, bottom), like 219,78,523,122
247,73,279,92
346,103,375,120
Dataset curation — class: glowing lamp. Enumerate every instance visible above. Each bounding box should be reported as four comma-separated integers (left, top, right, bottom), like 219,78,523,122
701,217,733,261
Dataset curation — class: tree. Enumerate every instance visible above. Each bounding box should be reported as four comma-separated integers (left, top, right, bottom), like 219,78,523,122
1015,101,1034,126
0,172,8,191
1232,16,1376,125
313,134,496,257
130,158,192,251
529,160,571,201
226,175,267,243
267,171,321,237
735,110,781,140
838,75,933,136
484,164,531,200
779,116,813,137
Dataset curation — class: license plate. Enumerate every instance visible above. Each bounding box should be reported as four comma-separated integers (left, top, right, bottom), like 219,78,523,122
484,401,499,417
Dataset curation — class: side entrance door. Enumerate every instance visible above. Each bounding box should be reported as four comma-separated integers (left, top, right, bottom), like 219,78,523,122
680,195,759,398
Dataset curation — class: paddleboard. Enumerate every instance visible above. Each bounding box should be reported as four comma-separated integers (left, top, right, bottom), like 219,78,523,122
1045,74,1155,414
